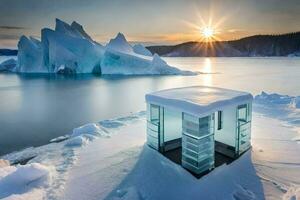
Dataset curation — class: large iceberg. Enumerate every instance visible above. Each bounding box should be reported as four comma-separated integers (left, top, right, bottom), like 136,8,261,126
0,19,194,75
101,33,193,75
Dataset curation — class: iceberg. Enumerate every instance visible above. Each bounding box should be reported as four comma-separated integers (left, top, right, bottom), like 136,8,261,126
106,32,133,54
17,36,45,73
0,58,17,72
101,33,195,75
133,44,153,56
0,19,194,75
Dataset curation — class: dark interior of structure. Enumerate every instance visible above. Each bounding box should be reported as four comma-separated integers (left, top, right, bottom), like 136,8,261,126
163,139,235,178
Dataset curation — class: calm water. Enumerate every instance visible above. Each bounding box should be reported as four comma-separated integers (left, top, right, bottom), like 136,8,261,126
0,57,300,155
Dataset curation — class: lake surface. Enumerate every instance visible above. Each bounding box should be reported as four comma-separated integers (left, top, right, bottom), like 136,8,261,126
0,57,300,155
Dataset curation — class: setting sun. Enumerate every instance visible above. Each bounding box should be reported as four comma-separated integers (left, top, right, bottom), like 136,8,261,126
202,27,214,39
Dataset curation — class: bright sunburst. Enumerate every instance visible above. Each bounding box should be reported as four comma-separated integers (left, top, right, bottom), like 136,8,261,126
202,27,214,39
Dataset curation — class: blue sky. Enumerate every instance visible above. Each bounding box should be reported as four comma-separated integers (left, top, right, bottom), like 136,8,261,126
0,0,300,48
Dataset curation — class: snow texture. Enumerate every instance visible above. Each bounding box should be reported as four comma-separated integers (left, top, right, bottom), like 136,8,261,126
1,94,300,200
146,86,253,117
0,163,51,199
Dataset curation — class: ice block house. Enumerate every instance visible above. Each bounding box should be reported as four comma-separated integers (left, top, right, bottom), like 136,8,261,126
145,86,253,176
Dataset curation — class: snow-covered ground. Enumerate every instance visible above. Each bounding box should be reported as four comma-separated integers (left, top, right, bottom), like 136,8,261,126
1,92,300,200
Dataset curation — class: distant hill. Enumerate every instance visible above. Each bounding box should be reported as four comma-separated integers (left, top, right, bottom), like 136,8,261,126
0,49,18,56
147,32,300,57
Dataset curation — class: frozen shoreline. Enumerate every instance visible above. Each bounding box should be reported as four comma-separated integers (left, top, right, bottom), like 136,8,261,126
1,92,300,199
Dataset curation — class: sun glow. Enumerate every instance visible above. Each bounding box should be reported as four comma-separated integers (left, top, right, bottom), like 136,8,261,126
202,27,214,39
183,6,231,43
182,7,232,56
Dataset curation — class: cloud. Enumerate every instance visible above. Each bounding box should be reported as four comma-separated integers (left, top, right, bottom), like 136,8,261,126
0,26,26,30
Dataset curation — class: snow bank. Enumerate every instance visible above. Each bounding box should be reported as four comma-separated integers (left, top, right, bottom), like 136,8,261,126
64,123,111,147
5,19,194,75
65,136,89,147
254,91,300,126
106,146,264,200
0,163,51,199
72,123,108,137
255,91,294,105
1,112,145,199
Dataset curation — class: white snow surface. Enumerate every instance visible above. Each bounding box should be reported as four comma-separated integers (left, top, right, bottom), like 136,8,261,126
0,19,194,75
1,93,300,200
146,86,253,117
0,163,51,200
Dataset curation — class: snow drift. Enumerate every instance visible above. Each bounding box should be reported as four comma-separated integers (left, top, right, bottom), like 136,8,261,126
0,163,51,199
0,19,194,75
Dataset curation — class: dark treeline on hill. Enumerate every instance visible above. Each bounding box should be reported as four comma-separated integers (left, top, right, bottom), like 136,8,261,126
0,49,18,56
147,32,300,57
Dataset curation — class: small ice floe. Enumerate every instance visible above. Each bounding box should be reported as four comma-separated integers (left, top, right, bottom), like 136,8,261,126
50,135,70,143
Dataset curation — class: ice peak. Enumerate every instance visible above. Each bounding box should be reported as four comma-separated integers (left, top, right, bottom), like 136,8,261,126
55,18,71,32
55,18,85,39
71,21,94,42
116,32,126,41
106,32,133,53
71,21,82,29
18,35,40,48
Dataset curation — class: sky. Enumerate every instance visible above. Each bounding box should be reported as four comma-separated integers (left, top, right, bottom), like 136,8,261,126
0,0,300,48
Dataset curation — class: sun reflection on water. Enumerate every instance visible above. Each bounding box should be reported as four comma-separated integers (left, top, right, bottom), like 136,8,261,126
203,58,212,86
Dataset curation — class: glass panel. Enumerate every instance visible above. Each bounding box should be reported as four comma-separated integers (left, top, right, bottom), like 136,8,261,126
147,104,160,150
150,104,160,125
163,108,182,142
199,116,211,136
217,111,223,130
183,113,214,139
182,134,214,174
237,103,252,155
182,113,215,174
238,121,251,153
238,104,247,122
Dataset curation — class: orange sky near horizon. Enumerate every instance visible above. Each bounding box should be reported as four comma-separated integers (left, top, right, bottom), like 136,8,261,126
1,0,300,48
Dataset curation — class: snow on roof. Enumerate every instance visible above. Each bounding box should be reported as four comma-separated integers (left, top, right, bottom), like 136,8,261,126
146,86,253,117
